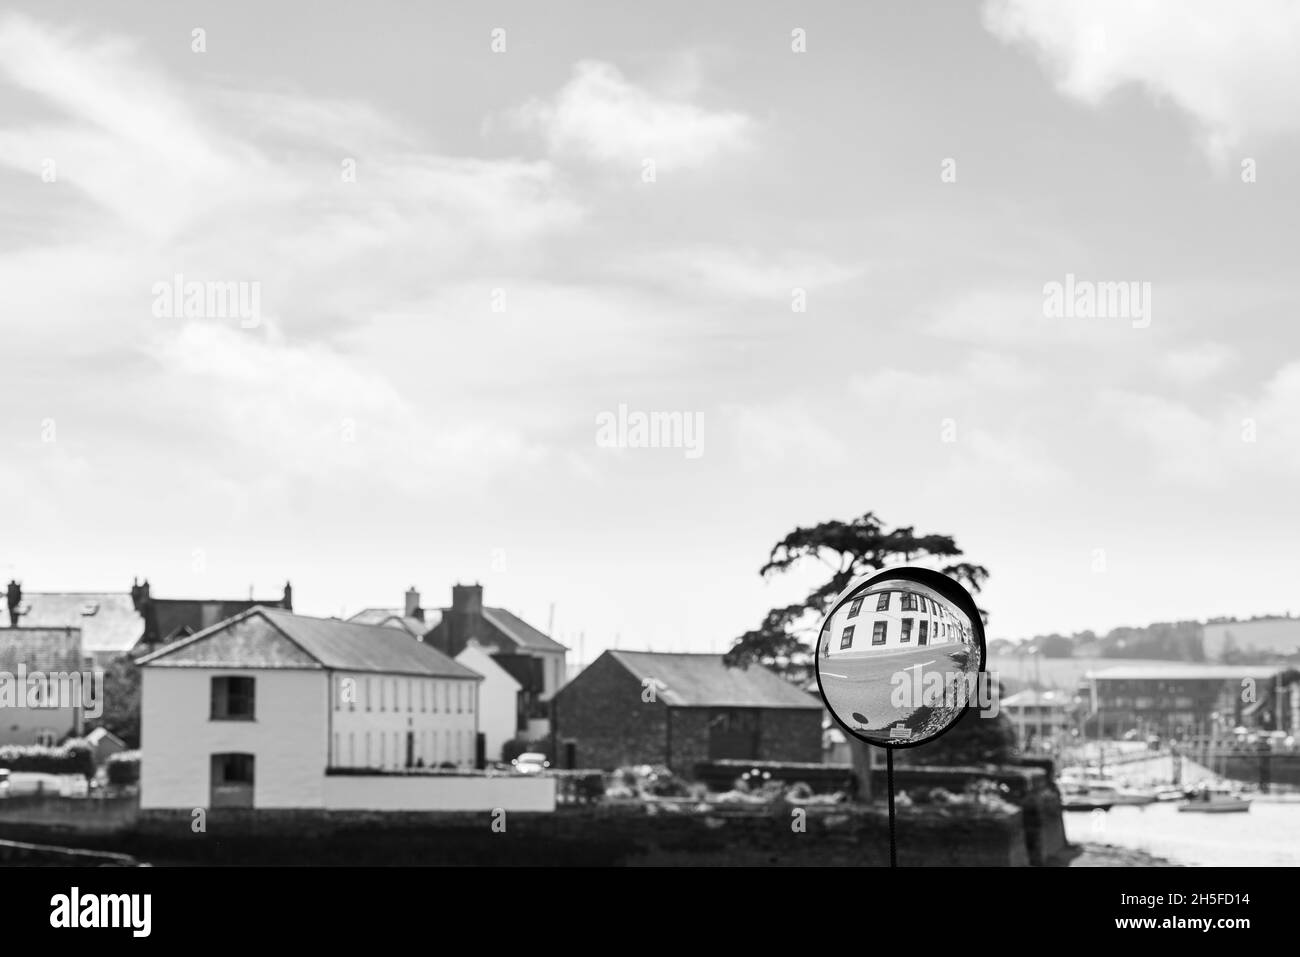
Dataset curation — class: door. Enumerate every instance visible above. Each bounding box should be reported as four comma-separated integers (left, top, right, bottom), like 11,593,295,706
708,709,761,760
210,753,254,808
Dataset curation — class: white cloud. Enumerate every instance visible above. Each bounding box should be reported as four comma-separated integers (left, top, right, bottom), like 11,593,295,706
619,245,863,300
983,0,1300,159
1099,361,1300,483
1158,342,1234,383
722,400,847,472
143,323,546,491
504,60,753,171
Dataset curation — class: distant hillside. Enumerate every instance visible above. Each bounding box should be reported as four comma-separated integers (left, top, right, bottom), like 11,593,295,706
990,621,1205,661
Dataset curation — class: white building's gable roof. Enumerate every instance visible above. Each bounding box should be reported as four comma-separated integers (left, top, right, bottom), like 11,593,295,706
455,643,522,690
138,607,482,679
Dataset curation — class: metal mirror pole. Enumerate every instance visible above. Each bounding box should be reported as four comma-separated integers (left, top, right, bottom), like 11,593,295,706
885,747,897,868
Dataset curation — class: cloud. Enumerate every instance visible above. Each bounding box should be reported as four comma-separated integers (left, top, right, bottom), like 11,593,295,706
721,399,847,472
1099,360,1300,483
616,245,863,301
982,0,1300,159
0,13,580,499
1158,342,1234,384
504,60,754,171
142,323,546,492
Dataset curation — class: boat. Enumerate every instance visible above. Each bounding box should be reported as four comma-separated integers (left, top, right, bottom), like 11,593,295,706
1058,768,1156,810
1178,786,1251,814
1060,781,1156,810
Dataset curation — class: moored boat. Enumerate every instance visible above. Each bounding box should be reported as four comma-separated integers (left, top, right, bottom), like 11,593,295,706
1178,786,1251,813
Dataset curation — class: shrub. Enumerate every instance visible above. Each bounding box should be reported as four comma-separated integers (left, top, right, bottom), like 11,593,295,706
0,738,96,778
105,750,141,786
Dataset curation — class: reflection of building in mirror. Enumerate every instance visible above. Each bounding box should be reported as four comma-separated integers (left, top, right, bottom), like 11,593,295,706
822,582,971,658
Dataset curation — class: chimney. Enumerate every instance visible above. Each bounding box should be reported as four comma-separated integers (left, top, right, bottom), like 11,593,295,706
283,581,294,612
439,583,484,657
451,583,483,616
405,587,422,622
5,580,20,627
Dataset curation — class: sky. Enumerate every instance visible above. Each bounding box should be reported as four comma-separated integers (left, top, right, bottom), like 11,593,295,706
2,1,1300,661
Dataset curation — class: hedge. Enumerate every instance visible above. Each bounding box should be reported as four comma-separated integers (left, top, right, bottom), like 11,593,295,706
105,750,141,786
0,738,96,778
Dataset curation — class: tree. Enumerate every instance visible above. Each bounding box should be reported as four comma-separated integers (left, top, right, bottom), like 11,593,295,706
723,512,988,674
724,512,989,801
99,655,141,748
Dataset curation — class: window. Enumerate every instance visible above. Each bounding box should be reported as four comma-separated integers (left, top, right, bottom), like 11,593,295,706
900,618,913,643
380,679,386,711
211,676,255,720
365,678,372,712
901,593,918,611
847,597,863,619
840,625,855,650
365,733,371,766
391,679,398,712
876,592,890,612
210,753,254,808
468,687,474,714
432,680,438,712
380,733,386,767
408,680,414,712
444,682,450,712
872,621,887,645
348,733,355,766
918,620,929,646
35,730,56,747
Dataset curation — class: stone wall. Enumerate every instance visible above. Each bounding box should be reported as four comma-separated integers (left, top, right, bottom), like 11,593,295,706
553,655,669,769
0,802,1028,866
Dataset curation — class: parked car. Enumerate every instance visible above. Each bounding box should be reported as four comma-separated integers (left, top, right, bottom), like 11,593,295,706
511,752,550,775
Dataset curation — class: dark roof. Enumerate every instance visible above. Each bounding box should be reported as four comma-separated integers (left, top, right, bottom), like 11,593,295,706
0,627,84,672
6,593,140,655
604,651,820,709
138,607,481,679
481,607,566,653
150,597,285,641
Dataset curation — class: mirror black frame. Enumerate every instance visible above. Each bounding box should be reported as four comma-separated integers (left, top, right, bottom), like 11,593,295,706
814,565,987,751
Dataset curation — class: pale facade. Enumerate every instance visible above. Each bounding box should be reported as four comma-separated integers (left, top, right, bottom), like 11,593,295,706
822,584,972,658
454,643,522,762
328,671,479,770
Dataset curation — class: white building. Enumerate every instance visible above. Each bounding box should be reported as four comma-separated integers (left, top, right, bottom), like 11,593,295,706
822,582,972,658
137,607,554,811
455,642,522,762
